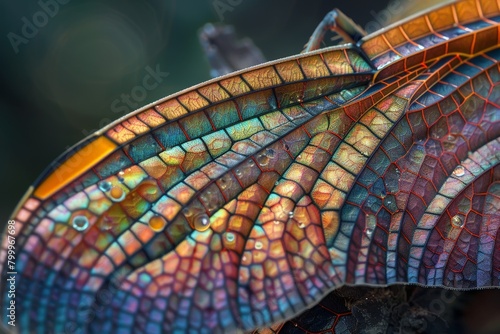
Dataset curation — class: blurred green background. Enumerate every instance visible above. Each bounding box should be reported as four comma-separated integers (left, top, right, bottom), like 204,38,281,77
0,0,390,224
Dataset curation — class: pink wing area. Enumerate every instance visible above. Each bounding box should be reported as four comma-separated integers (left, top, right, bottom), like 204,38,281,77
1,0,499,333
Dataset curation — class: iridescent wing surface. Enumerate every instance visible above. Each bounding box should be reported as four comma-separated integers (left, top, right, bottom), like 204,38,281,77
2,0,500,333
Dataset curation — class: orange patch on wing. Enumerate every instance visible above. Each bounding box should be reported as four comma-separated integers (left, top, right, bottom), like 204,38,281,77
34,136,117,200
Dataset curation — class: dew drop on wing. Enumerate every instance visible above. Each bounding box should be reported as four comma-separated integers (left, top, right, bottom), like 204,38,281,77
72,215,89,232
453,166,465,177
149,215,167,232
225,232,235,243
451,215,465,228
193,213,210,231
183,207,194,217
98,180,111,192
109,186,125,202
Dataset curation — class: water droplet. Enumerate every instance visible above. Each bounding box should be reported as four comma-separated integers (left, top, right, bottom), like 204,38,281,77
117,170,125,182
242,255,247,262
257,154,269,167
72,215,89,231
283,143,290,151
248,159,255,167
297,98,303,103
193,213,210,231
451,215,464,228
235,169,242,177
288,211,294,218
109,186,125,202
297,155,302,159
183,207,194,217
273,220,280,225
149,215,166,232
365,214,377,236
275,181,280,186
225,232,235,243
298,222,306,229
98,181,112,192
255,241,263,250
453,166,465,177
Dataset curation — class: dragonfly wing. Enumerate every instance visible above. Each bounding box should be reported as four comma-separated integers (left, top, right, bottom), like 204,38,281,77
255,0,500,331
2,46,373,333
